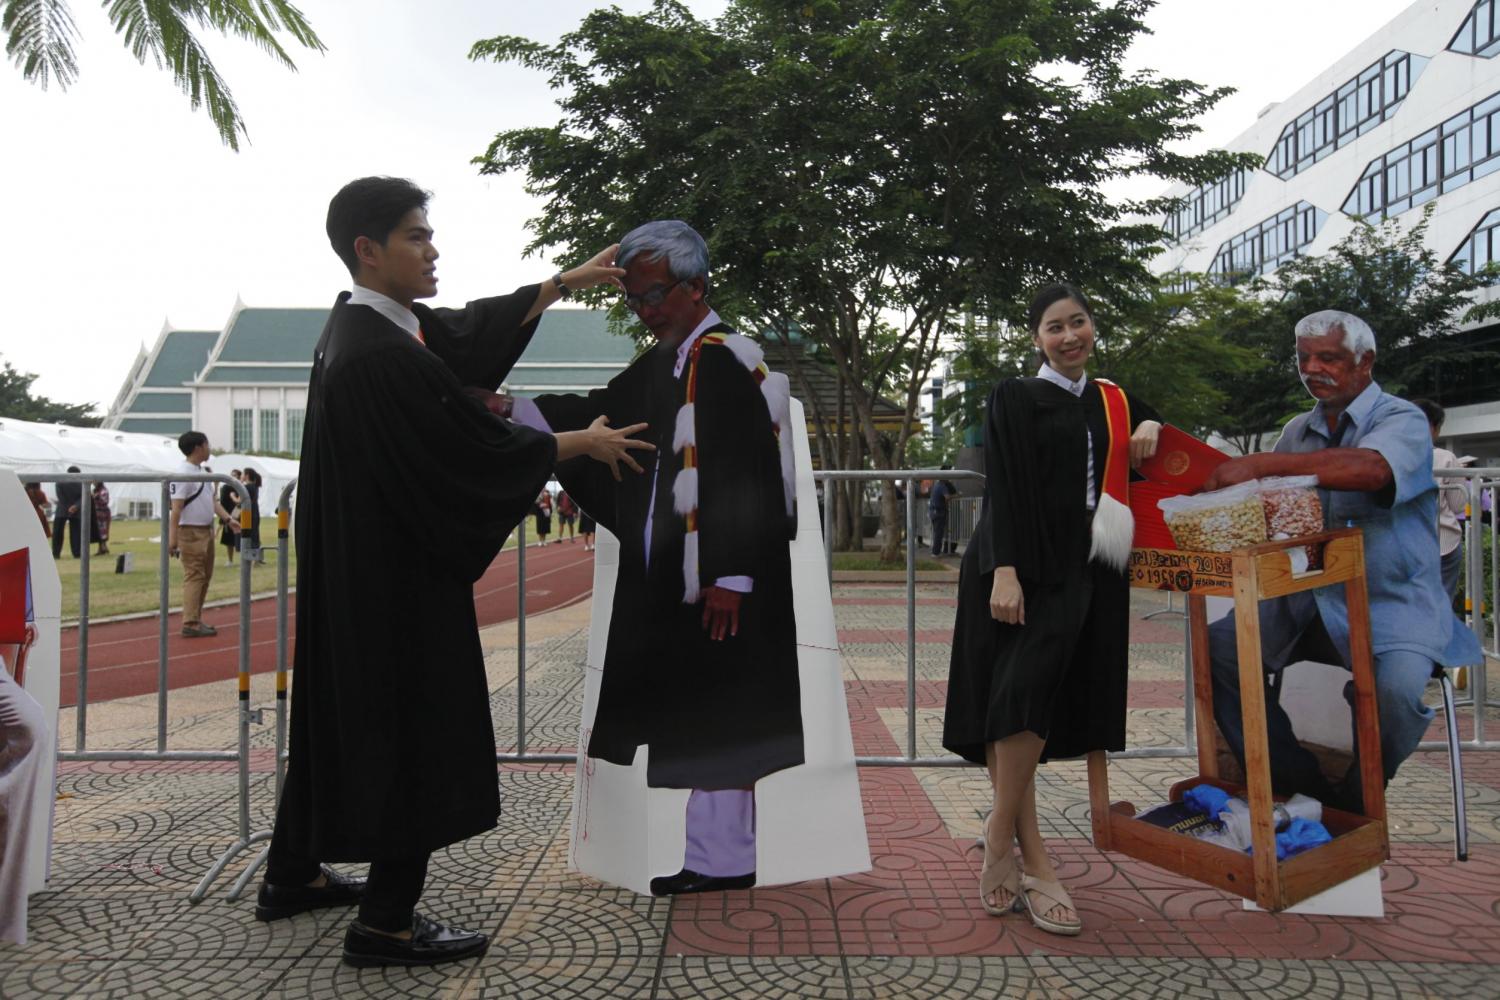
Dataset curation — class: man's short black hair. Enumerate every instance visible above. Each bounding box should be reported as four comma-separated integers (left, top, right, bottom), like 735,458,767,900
178,431,207,456
326,176,431,277
1411,397,1445,430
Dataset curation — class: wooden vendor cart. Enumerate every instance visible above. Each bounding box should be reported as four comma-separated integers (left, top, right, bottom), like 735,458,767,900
1087,528,1389,912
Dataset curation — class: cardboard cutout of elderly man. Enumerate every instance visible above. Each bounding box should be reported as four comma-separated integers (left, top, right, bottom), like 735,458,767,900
1200,310,1484,813
516,221,869,895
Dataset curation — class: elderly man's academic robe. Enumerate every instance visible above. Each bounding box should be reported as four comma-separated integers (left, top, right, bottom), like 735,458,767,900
534,328,803,790
275,288,556,862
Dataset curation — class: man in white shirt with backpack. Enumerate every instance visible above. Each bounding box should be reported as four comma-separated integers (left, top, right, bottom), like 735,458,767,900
169,430,239,638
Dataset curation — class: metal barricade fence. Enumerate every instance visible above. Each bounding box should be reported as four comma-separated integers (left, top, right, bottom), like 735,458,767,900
1430,467,1500,751
36,471,261,903
61,465,1496,900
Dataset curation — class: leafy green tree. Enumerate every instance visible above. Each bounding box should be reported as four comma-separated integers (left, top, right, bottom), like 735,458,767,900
1092,278,1280,451
473,0,1249,558
1261,208,1500,402
0,355,100,425
3,0,323,149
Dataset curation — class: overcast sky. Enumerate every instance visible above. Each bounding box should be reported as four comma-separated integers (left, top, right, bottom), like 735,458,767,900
3,0,1413,410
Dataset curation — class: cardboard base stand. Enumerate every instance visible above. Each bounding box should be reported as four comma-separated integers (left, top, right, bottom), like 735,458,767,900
569,400,870,893
0,469,62,943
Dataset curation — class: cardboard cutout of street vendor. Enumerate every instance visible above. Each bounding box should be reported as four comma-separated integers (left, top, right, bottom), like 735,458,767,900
0,469,61,945
522,221,868,894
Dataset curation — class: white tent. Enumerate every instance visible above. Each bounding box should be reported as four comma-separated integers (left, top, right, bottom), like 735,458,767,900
0,418,298,519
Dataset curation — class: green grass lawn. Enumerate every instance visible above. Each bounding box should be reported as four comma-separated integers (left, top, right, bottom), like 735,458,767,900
50,519,295,621
52,518,528,620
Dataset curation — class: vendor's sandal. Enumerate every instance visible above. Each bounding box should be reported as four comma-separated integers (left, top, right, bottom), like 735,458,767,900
979,823,1021,916
1019,873,1083,936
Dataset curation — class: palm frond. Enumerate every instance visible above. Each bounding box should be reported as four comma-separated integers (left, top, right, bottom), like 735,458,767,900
182,0,325,71
10,0,322,150
105,0,245,149
248,0,322,52
3,0,81,89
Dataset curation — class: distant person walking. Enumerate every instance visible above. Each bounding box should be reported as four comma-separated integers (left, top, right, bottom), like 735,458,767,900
169,432,239,638
557,491,578,543
51,467,82,559
929,472,956,557
24,482,50,538
220,470,242,566
1412,399,1468,599
243,468,265,564
91,482,111,556
534,489,553,546
579,507,597,551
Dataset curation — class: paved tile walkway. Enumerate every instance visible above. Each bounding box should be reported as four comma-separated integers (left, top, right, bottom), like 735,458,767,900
2,584,1499,997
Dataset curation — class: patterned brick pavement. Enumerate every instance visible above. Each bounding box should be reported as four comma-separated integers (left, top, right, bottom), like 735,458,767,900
2,585,1498,997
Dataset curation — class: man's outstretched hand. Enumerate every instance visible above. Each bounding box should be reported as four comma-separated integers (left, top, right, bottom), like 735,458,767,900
584,416,654,481
701,586,742,641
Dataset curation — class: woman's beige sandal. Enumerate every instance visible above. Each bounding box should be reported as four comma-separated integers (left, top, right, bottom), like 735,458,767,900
980,850,1022,916
1019,873,1082,935
979,818,1022,916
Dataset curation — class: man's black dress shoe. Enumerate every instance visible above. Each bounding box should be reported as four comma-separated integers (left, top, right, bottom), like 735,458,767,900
650,869,756,896
254,866,366,921
342,913,489,968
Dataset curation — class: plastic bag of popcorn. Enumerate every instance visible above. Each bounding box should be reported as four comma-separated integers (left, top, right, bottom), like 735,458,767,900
1158,482,1268,552
1256,475,1324,569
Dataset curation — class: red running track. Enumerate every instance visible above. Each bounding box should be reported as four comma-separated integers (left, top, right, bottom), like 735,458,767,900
57,539,597,708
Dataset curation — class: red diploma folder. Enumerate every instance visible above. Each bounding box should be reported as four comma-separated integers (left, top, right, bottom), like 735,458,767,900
1130,426,1232,551
1135,424,1230,493
0,547,33,684
1129,481,1181,550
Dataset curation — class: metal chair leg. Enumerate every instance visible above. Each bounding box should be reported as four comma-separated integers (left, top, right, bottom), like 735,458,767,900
1440,670,1469,862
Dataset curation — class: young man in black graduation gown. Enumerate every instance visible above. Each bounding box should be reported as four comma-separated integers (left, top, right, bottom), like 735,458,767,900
522,221,802,896
255,177,652,968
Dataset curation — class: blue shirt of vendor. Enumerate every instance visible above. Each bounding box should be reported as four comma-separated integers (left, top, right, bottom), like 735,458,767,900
1274,380,1482,668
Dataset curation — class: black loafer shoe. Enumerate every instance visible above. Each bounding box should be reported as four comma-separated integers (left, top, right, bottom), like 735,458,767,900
649,868,756,896
342,913,489,968
254,866,366,921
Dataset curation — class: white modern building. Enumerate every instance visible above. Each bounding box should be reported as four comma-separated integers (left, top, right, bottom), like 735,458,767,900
1156,0,1500,460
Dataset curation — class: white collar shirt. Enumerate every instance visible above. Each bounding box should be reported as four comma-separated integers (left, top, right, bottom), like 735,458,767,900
349,285,422,340
1036,363,1095,510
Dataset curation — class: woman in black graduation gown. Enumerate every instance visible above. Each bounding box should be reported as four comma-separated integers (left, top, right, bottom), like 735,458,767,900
943,284,1161,936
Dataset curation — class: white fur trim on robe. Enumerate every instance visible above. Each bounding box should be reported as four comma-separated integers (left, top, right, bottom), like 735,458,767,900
673,403,696,454
1088,492,1134,573
761,372,796,516
682,530,701,603
673,467,698,516
721,332,765,371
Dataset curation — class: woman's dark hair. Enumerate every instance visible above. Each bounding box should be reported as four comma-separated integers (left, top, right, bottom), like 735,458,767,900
1410,397,1445,430
326,176,431,277
1026,283,1093,334
244,468,263,487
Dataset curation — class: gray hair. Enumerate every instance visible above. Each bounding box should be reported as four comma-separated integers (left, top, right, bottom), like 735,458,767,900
1294,309,1377,361
617,220,709,282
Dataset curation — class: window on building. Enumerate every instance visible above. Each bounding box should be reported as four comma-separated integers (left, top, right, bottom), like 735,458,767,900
1163,272,1199,296
286,408,305,457
232,408,253,451
1161,167,1250,242
259,409,280,453
1344,91,1500,219
1265,51,1427,179
1450,0,1500,59
1450,207,1500,274
1208,202,1327,285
